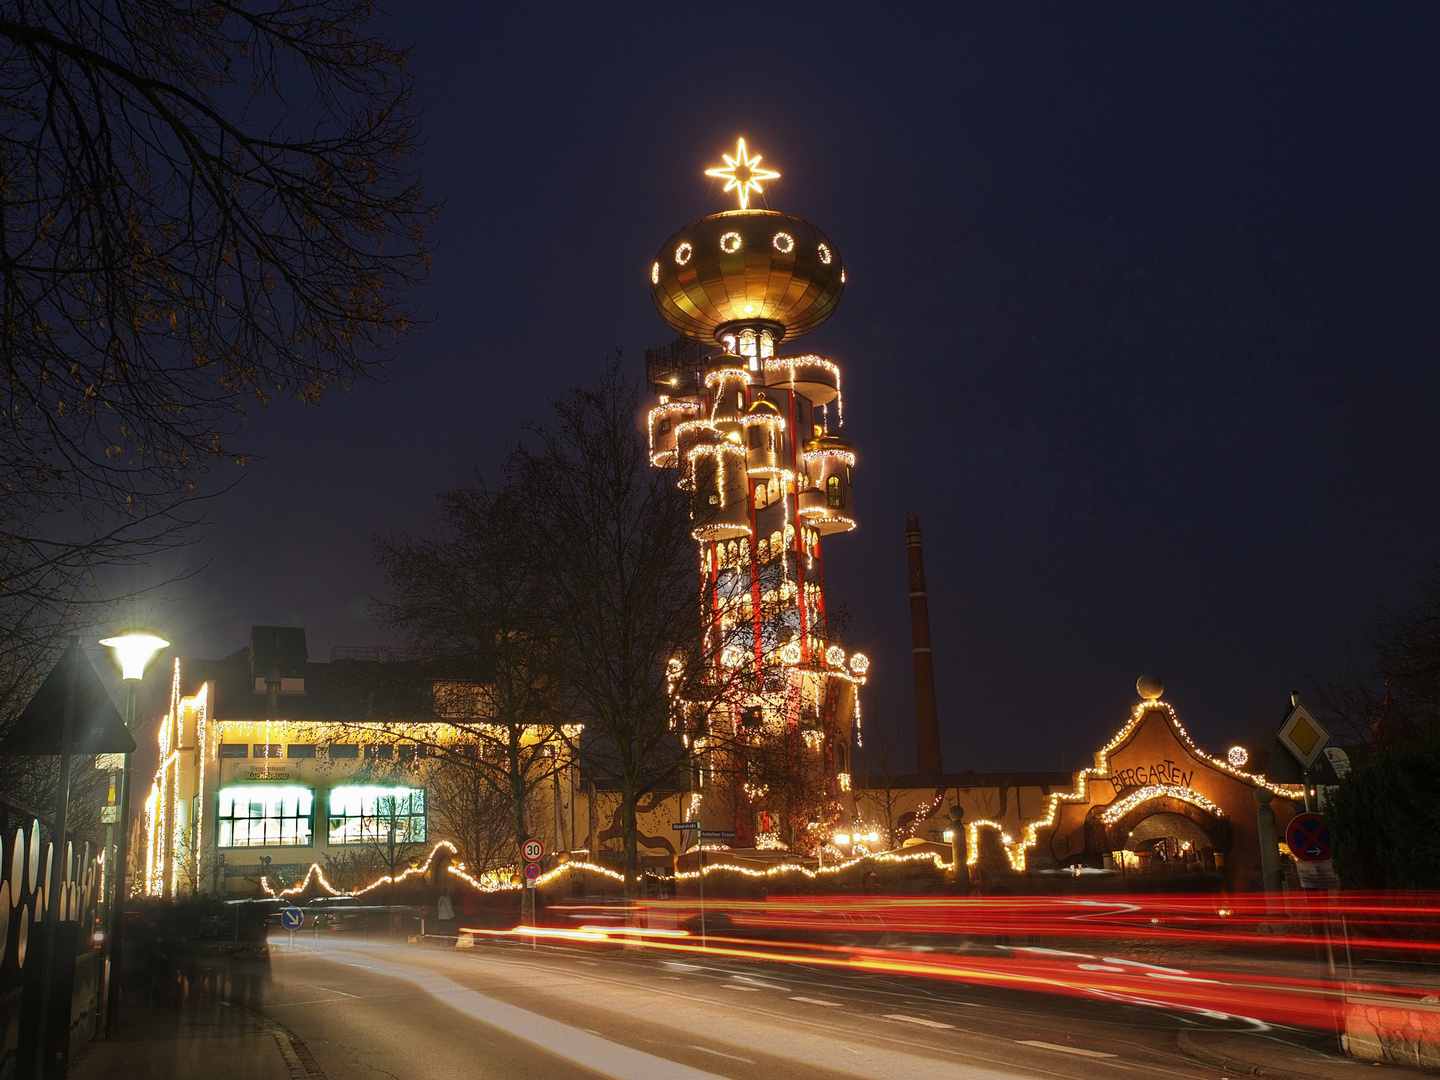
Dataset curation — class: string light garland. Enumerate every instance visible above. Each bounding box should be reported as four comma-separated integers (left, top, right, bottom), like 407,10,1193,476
1101,785,1226,825
719,231,742,254
773,232,794,253
675,242,692,265
673,848,944,881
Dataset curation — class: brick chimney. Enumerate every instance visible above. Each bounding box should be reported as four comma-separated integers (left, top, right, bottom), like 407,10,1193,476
906,514,943,774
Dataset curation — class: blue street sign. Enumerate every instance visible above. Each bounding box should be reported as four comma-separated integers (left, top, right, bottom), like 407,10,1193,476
523,861,542,881
280,906,304,930
1285,813,1332,862
699,830,735,841
672,821,699,830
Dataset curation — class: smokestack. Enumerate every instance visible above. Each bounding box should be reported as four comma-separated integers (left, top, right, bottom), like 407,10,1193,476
906,514,943,775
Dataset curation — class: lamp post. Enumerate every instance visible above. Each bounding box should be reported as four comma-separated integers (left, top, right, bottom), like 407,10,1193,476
98,631,167,1037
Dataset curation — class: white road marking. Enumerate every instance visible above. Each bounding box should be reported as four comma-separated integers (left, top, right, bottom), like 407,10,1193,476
304,982,358,997
1017,1039,1118,1059
790,996,843,1007
689,1045,755,1063
319,948,727,1080
884,1014,954,1029
722,985,760,992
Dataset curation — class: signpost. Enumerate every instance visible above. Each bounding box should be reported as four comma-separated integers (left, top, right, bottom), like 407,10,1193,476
1286,812,1338,890
1278,703,1330,770
1285,813,1331,862
520,837,544,939
281,905,304,947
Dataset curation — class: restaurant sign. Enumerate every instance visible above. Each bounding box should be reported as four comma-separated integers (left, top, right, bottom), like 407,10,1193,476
1109,759,1195,793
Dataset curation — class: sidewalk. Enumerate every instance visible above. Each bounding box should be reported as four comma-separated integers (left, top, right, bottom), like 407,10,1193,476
69,992,302,1080
1179,1027,1432,1078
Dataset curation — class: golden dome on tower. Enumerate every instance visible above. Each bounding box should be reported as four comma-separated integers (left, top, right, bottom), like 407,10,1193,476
649,140,845,345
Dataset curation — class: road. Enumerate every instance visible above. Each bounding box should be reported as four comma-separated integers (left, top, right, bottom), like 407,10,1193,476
236,935,1296,1080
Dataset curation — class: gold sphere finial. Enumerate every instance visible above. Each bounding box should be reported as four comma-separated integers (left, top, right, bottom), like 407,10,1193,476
1136,674,1164,701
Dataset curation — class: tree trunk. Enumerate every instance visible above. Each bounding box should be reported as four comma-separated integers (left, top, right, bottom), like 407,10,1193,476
621,778,639,898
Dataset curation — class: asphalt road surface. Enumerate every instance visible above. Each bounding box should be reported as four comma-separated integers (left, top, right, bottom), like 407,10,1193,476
240,936,1293,1080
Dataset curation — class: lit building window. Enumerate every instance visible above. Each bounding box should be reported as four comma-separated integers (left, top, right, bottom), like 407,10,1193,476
327,785,427,846
827,475,844,508
217,786,314,848
219,743,248,759
253,743,282,759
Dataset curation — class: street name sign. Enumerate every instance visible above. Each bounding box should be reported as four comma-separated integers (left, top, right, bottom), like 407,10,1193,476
1277,703,1330,770
522,838,545,863
700,830,735,841
672,821,699,831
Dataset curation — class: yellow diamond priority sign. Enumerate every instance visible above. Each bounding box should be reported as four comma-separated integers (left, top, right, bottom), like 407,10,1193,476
1278,703,1330,770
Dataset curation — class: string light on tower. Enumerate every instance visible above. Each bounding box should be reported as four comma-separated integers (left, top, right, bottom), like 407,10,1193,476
647,139,862,852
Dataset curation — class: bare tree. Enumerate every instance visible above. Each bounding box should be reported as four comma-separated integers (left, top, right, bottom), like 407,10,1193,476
507,362,706,895
0,0,433,754
372,486,567,863
425,748,525,881
855,695,908,849
1309,557,1440,746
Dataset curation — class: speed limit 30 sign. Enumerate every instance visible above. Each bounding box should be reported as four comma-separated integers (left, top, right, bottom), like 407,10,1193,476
522,838,545,863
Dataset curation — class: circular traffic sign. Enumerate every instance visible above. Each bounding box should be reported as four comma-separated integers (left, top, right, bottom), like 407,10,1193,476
1285,813,1332,862
522,838,545,863
523,861,542,881
280,906,305,930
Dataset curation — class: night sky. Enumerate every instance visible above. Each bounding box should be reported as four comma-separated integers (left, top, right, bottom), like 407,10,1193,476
126,6,1440,774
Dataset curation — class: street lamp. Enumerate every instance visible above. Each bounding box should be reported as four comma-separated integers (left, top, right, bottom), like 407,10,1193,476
99,629,167,1037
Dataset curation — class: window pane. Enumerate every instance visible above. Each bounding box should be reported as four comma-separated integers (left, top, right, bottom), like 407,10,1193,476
217,785,314,848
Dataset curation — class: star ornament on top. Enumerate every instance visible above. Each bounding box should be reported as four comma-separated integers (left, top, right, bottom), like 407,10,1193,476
705,138,780,210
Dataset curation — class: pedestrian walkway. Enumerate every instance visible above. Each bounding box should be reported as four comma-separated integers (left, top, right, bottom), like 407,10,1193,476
70,993,299,1080
1179,1027,1430,1078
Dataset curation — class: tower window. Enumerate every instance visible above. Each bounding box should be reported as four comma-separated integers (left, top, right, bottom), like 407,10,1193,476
827,475,844,508
748,425,762,449
659,417,672,435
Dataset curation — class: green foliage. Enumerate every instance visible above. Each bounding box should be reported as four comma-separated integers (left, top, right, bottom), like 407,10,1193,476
1327,731,1440,890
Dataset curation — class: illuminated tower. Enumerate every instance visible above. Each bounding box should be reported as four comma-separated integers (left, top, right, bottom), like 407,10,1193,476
646,140,867,854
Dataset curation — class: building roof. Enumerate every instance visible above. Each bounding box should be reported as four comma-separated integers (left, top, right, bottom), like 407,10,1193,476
169,626,447,724
851,770,1074,791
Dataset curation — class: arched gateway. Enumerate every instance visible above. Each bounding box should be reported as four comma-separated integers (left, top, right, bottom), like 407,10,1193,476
966,678,1305,890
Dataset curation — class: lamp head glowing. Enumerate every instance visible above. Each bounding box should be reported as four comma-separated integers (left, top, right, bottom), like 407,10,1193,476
99,631,169,681
704,138,780,210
